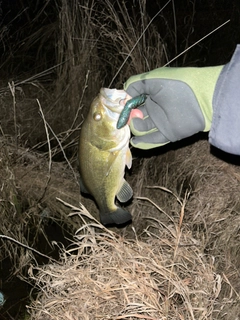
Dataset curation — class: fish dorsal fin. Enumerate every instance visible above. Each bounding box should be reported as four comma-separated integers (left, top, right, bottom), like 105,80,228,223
116,179,133,203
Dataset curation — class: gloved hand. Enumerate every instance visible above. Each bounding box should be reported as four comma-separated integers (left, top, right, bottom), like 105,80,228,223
124,66,223,149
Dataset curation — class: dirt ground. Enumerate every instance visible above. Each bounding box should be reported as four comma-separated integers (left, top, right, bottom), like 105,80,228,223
1,131,240,319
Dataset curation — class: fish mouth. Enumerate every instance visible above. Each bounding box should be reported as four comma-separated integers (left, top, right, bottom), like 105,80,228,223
100,88,127,114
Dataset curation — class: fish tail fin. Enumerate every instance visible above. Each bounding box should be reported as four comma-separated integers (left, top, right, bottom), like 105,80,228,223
100,208,132,227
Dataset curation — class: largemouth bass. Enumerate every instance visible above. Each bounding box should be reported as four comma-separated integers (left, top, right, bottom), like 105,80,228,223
78,88,133,226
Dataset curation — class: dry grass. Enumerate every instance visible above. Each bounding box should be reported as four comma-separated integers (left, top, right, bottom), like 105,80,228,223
28,201,224,320
0,137,34,272
1,1,240,319
126,138,240,319
91,0,166,87
1,137,239,319
1,132,239,319
0,135,81,275
0,0,166,153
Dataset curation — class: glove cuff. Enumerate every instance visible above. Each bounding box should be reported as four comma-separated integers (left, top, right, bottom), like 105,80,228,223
209,45,240,155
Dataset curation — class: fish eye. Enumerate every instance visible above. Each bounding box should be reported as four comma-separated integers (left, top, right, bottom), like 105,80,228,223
93,112,102,121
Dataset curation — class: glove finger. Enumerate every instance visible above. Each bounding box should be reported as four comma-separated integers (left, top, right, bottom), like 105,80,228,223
129,116,157,136
130,130,170,150
136,104,148,117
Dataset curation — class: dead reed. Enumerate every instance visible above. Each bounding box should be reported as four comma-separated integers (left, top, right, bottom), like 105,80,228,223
28,200,223,320
1,1,239,319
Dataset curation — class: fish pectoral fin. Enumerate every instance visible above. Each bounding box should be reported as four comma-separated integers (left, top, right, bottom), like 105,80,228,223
116,179,133,203
126,148,132,169
106,149,132,176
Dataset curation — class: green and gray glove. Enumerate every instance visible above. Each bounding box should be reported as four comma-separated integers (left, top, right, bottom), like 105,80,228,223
124,66,223,149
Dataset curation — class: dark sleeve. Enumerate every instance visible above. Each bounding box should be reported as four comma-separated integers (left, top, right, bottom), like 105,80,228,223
209,45,240,155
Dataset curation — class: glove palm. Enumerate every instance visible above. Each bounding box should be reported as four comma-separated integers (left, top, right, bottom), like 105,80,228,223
124,66,223,149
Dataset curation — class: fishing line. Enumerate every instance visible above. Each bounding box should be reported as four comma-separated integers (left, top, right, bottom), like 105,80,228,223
109,2,230,87
109,0,172,87
163,19,230,67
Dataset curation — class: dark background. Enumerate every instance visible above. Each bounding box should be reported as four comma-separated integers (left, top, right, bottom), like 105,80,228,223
1,0,240,78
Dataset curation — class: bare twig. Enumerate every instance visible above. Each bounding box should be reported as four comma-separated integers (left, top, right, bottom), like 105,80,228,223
37,99,52,201
8,81,18,147
146,186,183,206
0,235,60,264
69,70,90,131
135,196,174,223
46,123,78,182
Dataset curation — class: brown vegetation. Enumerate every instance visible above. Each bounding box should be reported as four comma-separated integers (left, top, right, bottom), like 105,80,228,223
0,0,240,319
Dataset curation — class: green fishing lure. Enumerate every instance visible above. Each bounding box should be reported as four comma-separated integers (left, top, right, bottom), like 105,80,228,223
117,94,147,129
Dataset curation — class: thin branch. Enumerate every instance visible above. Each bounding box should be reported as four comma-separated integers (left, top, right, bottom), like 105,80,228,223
146,185,182,206
0,235,61,264
135,196,174,223
69,70,90,131
37,99,52,201
8,81,18,147
46,123,78,183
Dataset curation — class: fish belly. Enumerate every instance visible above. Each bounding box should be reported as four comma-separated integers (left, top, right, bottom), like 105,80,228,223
79,138,125,214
